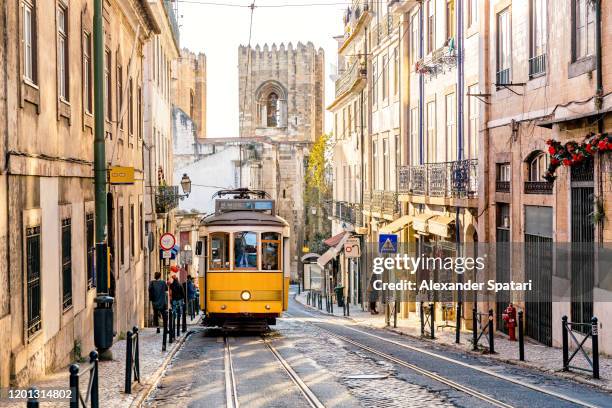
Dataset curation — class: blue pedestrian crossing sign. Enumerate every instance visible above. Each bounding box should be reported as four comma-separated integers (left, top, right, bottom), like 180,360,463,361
378,234,398,254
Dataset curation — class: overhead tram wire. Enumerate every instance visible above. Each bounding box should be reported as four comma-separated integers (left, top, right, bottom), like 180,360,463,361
176,0,359,7
239,1,256,188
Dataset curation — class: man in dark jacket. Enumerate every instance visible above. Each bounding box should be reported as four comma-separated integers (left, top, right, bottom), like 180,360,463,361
149,272,168,333
170,275,185,321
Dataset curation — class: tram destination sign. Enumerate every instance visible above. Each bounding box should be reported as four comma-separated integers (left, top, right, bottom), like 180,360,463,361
216,199,275,214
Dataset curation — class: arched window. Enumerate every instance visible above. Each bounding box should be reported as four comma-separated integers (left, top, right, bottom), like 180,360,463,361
267,92,279,127
528,152,549,181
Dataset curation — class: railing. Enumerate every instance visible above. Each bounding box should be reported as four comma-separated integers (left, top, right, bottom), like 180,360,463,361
371,191,383,212
496,180,510,193
124,326,140,394
363,191,371,211
69,351,99,408
382,191,399,214
335,58,366,98
155,185,179,213
496,68,510,85
529,54,546,77
524,181,553,195
163,1,180,44
396,159,479,198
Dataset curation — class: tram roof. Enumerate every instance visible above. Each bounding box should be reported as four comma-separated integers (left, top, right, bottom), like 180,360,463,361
200,211,288,227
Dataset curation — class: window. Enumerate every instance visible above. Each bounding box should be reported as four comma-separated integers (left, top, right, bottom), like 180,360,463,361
573,0,595,61
427,0,435,54
372,140,378,190
128,79,134,135
138,87,143,139
395,134,401,173
496,9,511,85
119,206,125,265
382,55,388,101
410,12,419,63
26,226,42,336
139,202,144,250
446,93,456,162
446,0,455,41
468,0,478,28
261,232,281,270
393,47,399,96
410,108,419,165
530,0,547,76
210,232,230,270
61,218,72,310
497,163,511,181
23,1,38,84
372,61,378,105
467,84,479,159
57,4,69,101
86,213,94,289
130,204,135,258
426,101,436,163
266,92,279,127
353,100,359,132
234,231,257,269
83,32,92,113
383,138,390,190
104,50,112,121
117,64,123,129
529,152,549,181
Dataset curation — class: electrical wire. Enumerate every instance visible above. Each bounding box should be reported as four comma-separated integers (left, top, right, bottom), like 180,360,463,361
176,0,364,8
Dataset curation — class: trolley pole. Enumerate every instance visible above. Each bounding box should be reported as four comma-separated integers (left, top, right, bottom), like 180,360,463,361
93,0,114,358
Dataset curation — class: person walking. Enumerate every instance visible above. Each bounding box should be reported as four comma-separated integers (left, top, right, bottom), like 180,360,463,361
170,274,185,323
148,272,168,333
186,275,197,319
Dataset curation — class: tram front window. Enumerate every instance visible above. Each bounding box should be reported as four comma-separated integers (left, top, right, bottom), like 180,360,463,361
234,231,258,269
210,232,230,270
261,232,281,271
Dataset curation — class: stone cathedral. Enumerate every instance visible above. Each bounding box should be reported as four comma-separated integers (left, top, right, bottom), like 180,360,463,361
238,42,324,279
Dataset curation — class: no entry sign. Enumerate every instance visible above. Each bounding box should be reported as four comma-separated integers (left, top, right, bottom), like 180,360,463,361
160,232,176,251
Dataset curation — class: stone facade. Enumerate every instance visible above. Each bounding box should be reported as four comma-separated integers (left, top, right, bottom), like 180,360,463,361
172,49,206,139
0,0,159,387
238,43,325,280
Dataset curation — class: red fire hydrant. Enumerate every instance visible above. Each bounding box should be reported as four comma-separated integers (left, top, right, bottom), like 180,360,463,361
502,303,517,341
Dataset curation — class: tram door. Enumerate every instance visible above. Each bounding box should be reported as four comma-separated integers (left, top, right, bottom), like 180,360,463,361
197,237,207,312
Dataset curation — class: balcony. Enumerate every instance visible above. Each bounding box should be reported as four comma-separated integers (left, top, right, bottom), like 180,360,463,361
163,1,180,44
363,191,371,211
330,201,363,227
339,1,371,52
371,191,383,213
335,58,367,99
382,191,399,215
496,180,510,193
529,54,546,78
524,181,553,195
397,159,479,199
155,185,179,214
415,42,457,77
496,68,510,85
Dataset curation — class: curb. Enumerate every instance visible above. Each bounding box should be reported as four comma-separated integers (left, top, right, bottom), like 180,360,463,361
294,294,611,392
129,316,201,408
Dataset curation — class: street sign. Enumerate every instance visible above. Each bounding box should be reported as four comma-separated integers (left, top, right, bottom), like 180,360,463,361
378,234,398,254
162,250,172,259
160,232,176,251
180,250,193,265
108,166,135,184
344,237,361,258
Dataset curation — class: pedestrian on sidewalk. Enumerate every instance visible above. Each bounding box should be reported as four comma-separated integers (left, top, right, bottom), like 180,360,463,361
186,275,197,319
368,275,379,314
170,274,185,320
149,272,168,333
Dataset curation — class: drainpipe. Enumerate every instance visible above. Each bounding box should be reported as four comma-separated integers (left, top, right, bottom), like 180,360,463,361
455,0,465,344
594,0,603,116
418,3,424,166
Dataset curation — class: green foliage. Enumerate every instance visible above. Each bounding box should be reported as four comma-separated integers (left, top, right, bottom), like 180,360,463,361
306,133,330,194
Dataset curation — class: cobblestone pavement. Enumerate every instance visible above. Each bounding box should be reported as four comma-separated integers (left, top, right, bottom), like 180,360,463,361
2,314,200,408
296,291,612,392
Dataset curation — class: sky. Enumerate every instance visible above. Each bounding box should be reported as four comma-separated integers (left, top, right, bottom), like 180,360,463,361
177,0,347,138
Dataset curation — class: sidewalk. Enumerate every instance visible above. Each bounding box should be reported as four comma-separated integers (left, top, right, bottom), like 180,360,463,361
4,313,201,408
296,291,612,392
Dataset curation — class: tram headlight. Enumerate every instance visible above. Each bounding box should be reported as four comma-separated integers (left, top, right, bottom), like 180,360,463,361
265,304,271,310
241,291,251,301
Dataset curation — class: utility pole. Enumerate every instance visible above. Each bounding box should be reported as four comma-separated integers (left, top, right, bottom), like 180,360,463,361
93,0,114,358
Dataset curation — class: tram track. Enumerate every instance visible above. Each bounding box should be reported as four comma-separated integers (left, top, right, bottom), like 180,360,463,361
223,335,326,408
285,309,599,408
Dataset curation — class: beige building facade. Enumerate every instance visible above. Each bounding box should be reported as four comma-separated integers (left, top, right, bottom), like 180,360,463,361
173,48,206,139
0,0,159,387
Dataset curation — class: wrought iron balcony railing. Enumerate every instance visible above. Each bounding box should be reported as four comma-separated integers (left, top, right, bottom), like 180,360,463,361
396,159,479,199
496,68,510,85
524,181,553,195
330,200,363,226
496,180,510,193
382,191,399,215
529,54,546,77
163,1,180,44
155,185,179,214
371,191,383,212
335,58,367,98
363,191,371,211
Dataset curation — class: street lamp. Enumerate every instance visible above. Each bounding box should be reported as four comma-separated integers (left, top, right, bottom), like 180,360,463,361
180,173,192,197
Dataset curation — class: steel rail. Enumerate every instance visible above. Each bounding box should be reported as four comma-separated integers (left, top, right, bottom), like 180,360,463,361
262,337,326,408
224,337,240,408
286,310,598,408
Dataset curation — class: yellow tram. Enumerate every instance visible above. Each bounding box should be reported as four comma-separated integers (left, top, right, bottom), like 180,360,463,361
198,189,290,329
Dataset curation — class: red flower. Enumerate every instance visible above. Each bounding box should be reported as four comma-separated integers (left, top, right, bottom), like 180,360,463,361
598,140,607,150
607,142,612,151
572,154,580,162
551,158,560,165
562,159,571,166
586,144,593,154
548,146,556,155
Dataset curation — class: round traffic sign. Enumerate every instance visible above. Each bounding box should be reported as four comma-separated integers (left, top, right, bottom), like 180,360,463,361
160,232,176,251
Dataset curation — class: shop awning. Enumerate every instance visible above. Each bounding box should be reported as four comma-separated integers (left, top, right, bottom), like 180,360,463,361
300,253,320,263
428,215,455,238
412,213,435,233
317,233,350,268
323,231,349,247
379,215,413,234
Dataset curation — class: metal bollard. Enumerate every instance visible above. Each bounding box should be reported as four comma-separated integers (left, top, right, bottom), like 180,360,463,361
183,302,188,332
455,302,462,344
330,294,333,314
26,387,39,408
134,326,140,382
162,309,168,351
518,311,525,361
69,364,80,408
429,303,435,339
592,317,599,379
125,330,133,394
176,307,181,338
169,309,175,343
419,302,425,336
472,308,478,351
90,351,100,408
562,315,569,371
488,309,495,353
